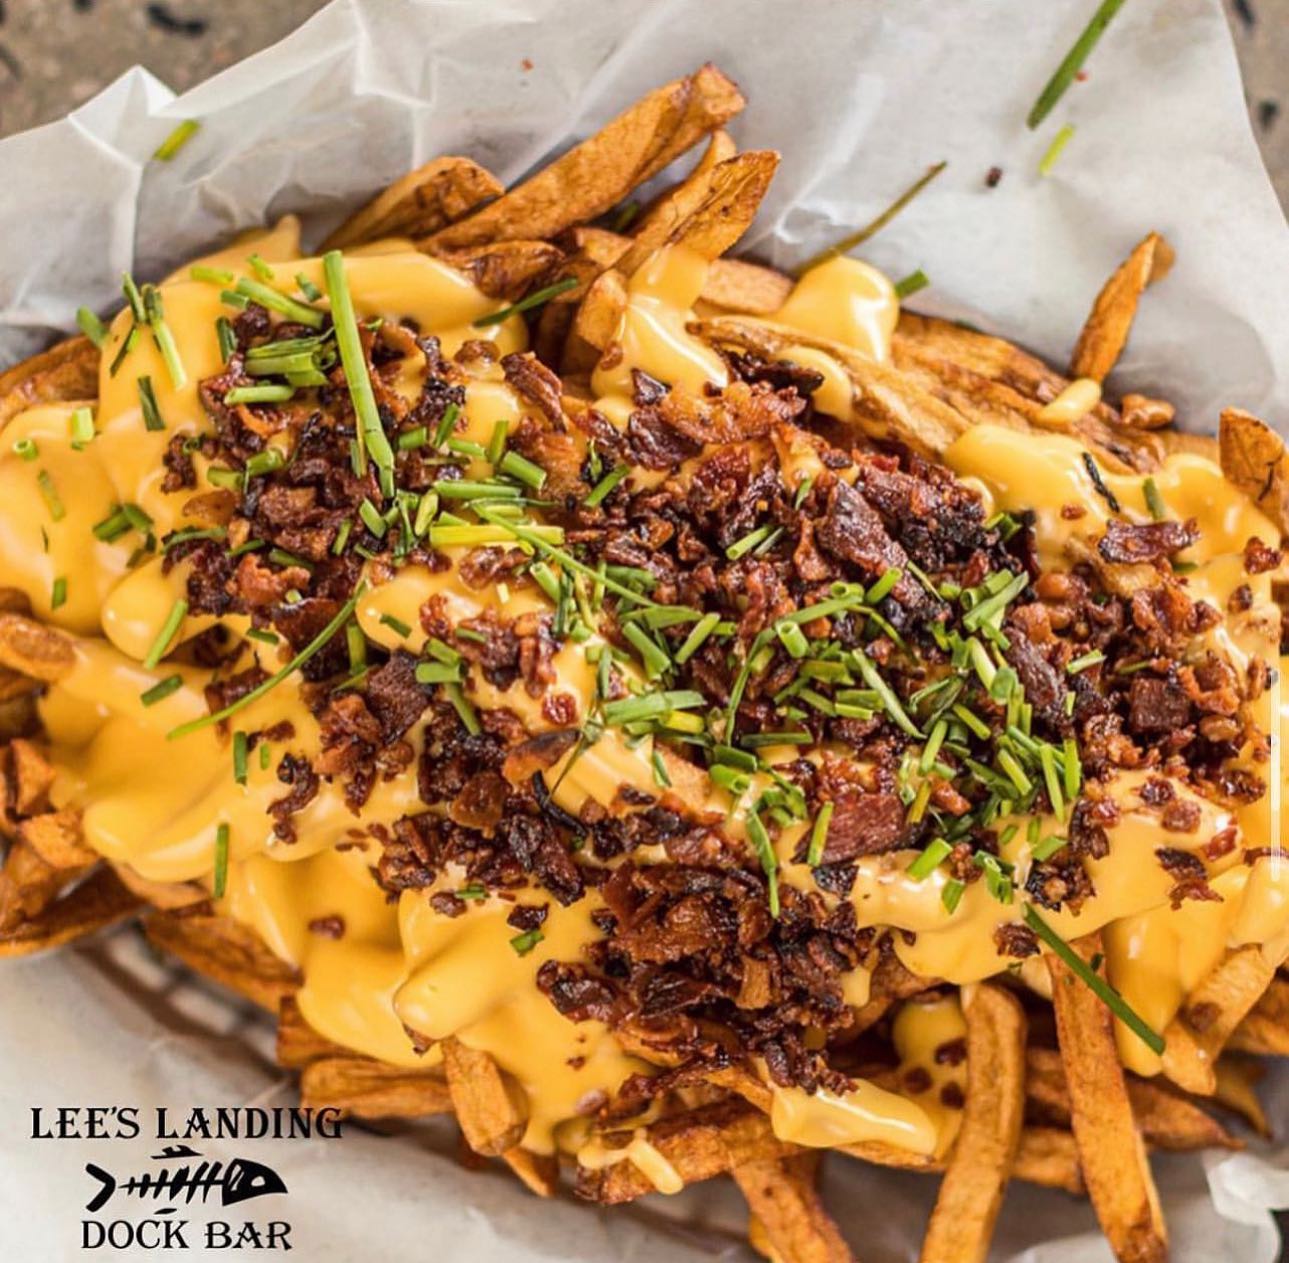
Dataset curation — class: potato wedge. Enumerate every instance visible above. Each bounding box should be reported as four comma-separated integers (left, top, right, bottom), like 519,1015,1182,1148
441,1037,528,1156
0,336,99,430
1226,975,1289,1056
734,1156,855,1263
428,64,745,249
1219,407,1289,536
1211,1056,1270,1138
0,613,75,682
0,865,137,956
300,1055,452,1119
422,240,563,301
1014,1126,1084,1196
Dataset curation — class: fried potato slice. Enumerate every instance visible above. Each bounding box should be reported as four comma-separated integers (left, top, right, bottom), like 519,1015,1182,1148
564,267,628,372
734,1155,855,1263
8,738,53,816
0,864,138,956
1162,944,1278,1095
428,64,745,250
1211,1056,1271,1138
702,257,795,315
299,1055,452,1120
0,838,80,930
110,863,209,910
0,336,99,430
1226,975,1289,1056
142,910,300,1010
0,613,75,681
1071,232,1174,383
1014,1126,1084,1196
20,806,94,868
1048,934,1167,1263
321,156,503,251
1219,407,1289,535
501,1147,559,1198
919,984,1026,1263
441,1037,529,1156
421,240,564,301
575,1099,795,1204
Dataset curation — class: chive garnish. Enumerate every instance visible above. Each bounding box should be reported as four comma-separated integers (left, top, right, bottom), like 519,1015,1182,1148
212,822,230,898
225,384,295,405
141,674,184,707
248,253,274,281
622,622,670,680
1027,0,1128,129
727,524,775,561
499,450,547,490
36,470,65,521
191,265,235,285
77,307,107,348
138,376,166,431
1032,833,1068,861
109,325,138,376
1038,123,1077,177
1142,477,1166,522
13,437,37,462
216,316,237,363
746,811,780,917
244,448,285,479
415,660,461,685
235,277,323,328
68,407,95,449
795,161,947,276
154,119,199,161
942,879,966,914
232,731,249,785
443,682,481,736
359,500,388,537
962,570,1027,632
143,284,187,389
398,425,429,451
122,272,146,323
602,690,704,727
472,276,579,328
143,598,188,669
675,612,721,665
1022,904,1164,1053
509,928,544,956
296,273,322,302
246,627,279,646
1066,649,1104,675
1081,451,1121,512
379,612,412,639
865,567,902,605
168,586,365,739
894,269,930,300
220,289,251,310
486,419,509,465
259,742,271,771
432,402,461,449
50,576,67,610
584,463,631,508
807,802,834,867
853,652,922,739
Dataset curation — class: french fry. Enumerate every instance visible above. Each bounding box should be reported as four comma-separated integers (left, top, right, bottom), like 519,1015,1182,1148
1226,976,1289,1056
0,336,99,428
0,865,138,956
702,257,794,314
0,613,75,682
1218,407,1289,535
142,910,300,1010
1162,944,1278,1095
322,156,503,251
8,738,54,815
428,64,745,249
441,1037,529,1156
1071,232,1174,382
564,268,628,373
1211,1056,1271,1138
300,1055,452,1120
1048,934,1167,1263
110,864,209,911
734,1155,855,1263
501,1148,559,1198
19,807,94,868
1014,1126,1084,1196
424,240,564,301
0,838,78,930
918,984,1026,1263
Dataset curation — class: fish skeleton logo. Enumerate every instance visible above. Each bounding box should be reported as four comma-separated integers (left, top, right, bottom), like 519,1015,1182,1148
84,1144,288,1213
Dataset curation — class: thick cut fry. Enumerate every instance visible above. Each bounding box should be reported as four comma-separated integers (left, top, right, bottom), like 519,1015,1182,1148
502,1148,559,1198
1226,976,1289,1056
110,864,208,910
441,1037,529,1156
8,738,54,815
1211,1056,1270,1138
575,1100,796,1204
1014,1127,1084,1195
1219,407,1289,535
19,807,93,868
0,865,138,956
1162,944,1278,1094
0,838,76,930
276,995,351,1067
1071,232,1174,382
734,1156,855,1263
0,336,99,429
703,256,795,314
1048,935,1167,1263
300,1055,452,1120
143,911,300,1010
321,156,502,250
919,984,1026,1263
428,64,744,250
0,613,75,681
565,267,628,372
423,240,563,300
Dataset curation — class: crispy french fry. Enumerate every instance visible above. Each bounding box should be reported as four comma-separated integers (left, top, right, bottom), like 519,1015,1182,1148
1226,976,1289,1056
276,995,351,1068
501,1147,559,1198
110,863,209,910
441,1037,529,1156
143,910,300,1010
0,613,75,681
702,256,795,315
918,984,1026,1263
1071,232,1174,382
1211,1056,1271,1138
564,267,628,373
300,1055,452,1119
1219,407,1289,535
425,240,564,301
1014,1126,1084,1196
1048,935,1167,1263
428,64,745,249
0,838,75,930
19,807,94,868
734,1156,855,1263
322,156,503,251
8,739,53,815
1162,944,1278,1095
0,865,138,956
0,336,99,428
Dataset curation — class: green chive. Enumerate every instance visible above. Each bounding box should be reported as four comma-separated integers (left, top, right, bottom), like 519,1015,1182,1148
50,576,67,610
726,524,774,561
919,719,948,774
138,375,165,431
244,448,285,479
807,802,834,866
359,499,388,537
433,480,522,501
510,928,544,956
398,425,429,451
584,464,631,508
212,821,230,897
68,406,95,448
216,316,237,363
379,612,412,639
962,570,1027,631
433,402,461,449
908,837,952,880
1038,123,1077,177
746,811,780,917
154,119,199,161
894,269,930,300
484,419,509,465
672,612,719,665
229,731,249,785
296,274,322,302
1067,649,1104,675
942,879,966,914
623,621,670,679
997,749,1033,795
651,749,672,788
143,598,188,669
142,674,184,707
1143,477,1166,522
415,660,461,685
36,470,65,521
76,307,107,348
191,265,235,285
235,277,323,328
225,384,295,405
220,289,251,310
1027,0,1128,129
248,253,275,281
143,285,187,389
109,325,138,376
1023,904,1164,1053
1032,833,1068,861
443,682,481,736
775,620,809,659
13,437,38,462
865,568,902,604
472,276,579,328
206,466,242,490
121,272,146,322
854,652,922,739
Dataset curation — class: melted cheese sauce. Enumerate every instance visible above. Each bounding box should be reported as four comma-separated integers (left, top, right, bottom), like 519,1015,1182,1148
8,225,1283,1165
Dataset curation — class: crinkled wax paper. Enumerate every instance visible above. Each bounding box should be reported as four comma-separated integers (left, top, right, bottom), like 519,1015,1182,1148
1,1,1287,1259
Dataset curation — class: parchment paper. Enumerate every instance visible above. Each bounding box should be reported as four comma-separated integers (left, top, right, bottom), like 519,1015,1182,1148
2,1,1288,1259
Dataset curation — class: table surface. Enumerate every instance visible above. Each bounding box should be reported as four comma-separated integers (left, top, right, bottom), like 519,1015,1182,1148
0,0,1284,211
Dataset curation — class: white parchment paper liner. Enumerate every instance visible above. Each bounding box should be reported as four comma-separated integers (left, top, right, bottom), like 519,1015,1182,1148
1,1,1287,1258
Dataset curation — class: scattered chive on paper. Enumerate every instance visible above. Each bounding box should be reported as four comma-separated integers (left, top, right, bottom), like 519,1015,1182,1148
1027,0,1128,129
894,269,930,300
153,119,200,161
1038,123,1077,177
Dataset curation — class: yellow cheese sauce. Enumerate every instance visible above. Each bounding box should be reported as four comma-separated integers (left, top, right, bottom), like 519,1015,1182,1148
4,225,1283,1170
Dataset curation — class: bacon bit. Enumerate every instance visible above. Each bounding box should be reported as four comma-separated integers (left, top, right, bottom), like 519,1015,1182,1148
1206,827,1239,861
542,692,578,726
1060,503,1086,520
1243,536,1283,574
307,915,345,939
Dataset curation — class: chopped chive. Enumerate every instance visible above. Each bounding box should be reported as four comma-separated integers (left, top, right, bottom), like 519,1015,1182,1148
235,277,323,328
398,425,429,451
244,448,286,479
426,638,461,667
1143,477,1166,522
853,652,922,739
138,375,166,431
268,547,311,572
154,118,199,161
232,731,249,785
509,928,544,956
206,466,243,491
220,288,251,311
1081,451,1121,513
1032,833,1068,861
775,620,809,659
1040,744,1066,819
941,879,966,914
919,719,948,774
485,419,509,465
164,526,226,552
296,273,322,302
143,285,187,389
68,406,95,448
208,822,231,900
1038,123,1077,177
1067,649,1104,675
908,837,952,880
865,568,902,604
259,742,272,770
50,576,67,610
415,660,461,685
443,682,481,736
962,570,1028,631
379,612,412,639
433,480,522,501
216,316,237,363
472,276,579,328
651,749,672,788
1023,904,1163,1053
12,437,38,461
746,811,780,917
807,802,834,866
894,269,930,300
602,689,704,727
997,749,1033,795
583,463,631,508
191,265,235,285
248,253,274,281
141,673,184,707
36,470,65,521
726,524,774,561
143,598,188,669
168,587,365,739
225,384,295,405
109,325,138,376
359,499,388,537
675,612,722,665
76,306,107,348
623,621,670,679
331,519,353,555
795,161,947,276
1062,737,1082,801
121,272,146,323
1027,0,1128,129
432,402,461,449
247,627,278,646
